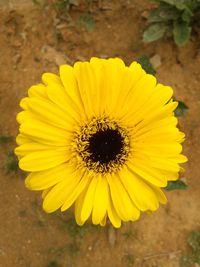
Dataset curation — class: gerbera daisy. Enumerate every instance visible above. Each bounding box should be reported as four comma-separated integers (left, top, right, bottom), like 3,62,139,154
15,57,187,228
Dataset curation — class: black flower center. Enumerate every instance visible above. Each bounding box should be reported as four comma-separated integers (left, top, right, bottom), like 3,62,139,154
75,117,130,173
88,129,124,164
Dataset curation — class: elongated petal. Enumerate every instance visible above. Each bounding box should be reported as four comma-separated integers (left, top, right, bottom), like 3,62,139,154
43,168,83,212
19,150,70,172
92,176,108,225
25,163,74,190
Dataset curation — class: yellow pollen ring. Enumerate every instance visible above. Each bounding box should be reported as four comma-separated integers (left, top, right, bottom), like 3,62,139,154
73,117,130,174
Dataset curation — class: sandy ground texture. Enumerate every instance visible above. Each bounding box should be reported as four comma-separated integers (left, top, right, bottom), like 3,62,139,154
0,0,200,267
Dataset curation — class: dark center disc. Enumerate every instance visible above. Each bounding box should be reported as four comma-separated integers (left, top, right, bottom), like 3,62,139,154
88,129,124,164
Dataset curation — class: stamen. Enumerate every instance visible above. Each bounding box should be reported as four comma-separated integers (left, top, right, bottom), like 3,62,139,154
74,117,130,174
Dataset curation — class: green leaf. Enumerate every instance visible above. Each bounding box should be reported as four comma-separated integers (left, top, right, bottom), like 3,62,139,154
173,21,191,46
148,6,179,23
143,23,167,42
78,13,95,32
182,9,193,23
174,100,188,117
137,56,156,75
164,180,188,191
160,0,175,6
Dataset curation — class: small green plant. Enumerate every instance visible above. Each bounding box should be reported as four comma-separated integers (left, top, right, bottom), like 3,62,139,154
122,254,135,266
174,101,189,117
165,179,188,191
47,260,60,267
6,151,19,173
143,0,200,46
137,55,156,75
0,135,12,144
78,13,95,31
180,230,200,266
55,0,78,11
122,230,137,240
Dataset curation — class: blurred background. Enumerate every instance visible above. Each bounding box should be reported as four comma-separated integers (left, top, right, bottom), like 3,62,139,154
0,0,200,266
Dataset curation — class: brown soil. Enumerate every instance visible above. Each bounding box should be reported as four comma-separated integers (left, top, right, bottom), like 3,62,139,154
0,1,199,267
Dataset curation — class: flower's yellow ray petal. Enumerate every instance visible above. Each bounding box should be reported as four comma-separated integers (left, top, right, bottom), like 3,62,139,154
42,73,62,86
25,163,73,190
107,174,140,221
19,119,71,146
133,126,180,142
19,149,70,172
80,175,99,222
159,169,178,181
61,173,91,211
25,97,75,129
136,102,178,129
75,182,91,226
100,215,107,226
107,188,121,228
16,134,31,145
132,143,182,157
15,142,54,157
92,176,108,225
172,154,188,163
17,110,37,124
115,64,146,112
59,64,85,113
122,74,157,117
134,117,178,137
20,97,29,110
89,58,104,115
102,58,125,115
46,83,83,122
120,167,159,211
124,84,173,125
28,84,47,98
43,169,83,213
149,185,167,204
42,188,52,199
73,61,97,118
90,57,110,115
127,160,167,187
131,153,183,173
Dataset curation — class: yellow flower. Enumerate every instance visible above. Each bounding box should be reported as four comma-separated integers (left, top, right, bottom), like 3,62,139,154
15,58,187,228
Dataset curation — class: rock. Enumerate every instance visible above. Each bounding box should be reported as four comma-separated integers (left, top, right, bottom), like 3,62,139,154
41,45,72,66
150,54,162,68
108,225,116,247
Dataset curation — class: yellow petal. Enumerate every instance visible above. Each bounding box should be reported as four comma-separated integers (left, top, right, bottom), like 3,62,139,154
25,97,75,130
43,168,83,213
115,64,145,113
19,119,71,146
19,149,70,172
61,173,91,211
16,134,31,145
120,166,159,211
107,173,140,221
107,189,121,228
42,73,62,86
60,64,85,112
25,163,73,190
123,74,157,117
75,182,91,226
92,176,108,225
128,160,167,187
46,83,83,122
80,175,99,222
28,84,47,98
124,84,174,125
15,142,54,157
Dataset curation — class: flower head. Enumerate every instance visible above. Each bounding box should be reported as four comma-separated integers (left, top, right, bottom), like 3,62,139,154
15,57,187,228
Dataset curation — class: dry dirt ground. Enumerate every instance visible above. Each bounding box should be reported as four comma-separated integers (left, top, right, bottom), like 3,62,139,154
0,1,200,267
